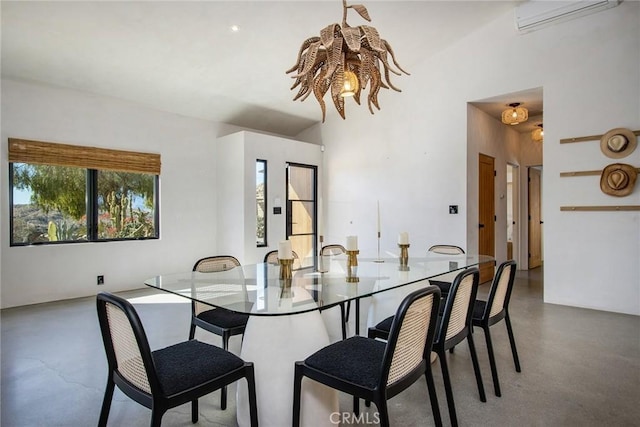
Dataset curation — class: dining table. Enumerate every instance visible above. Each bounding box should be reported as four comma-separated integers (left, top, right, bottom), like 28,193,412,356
144,252,493,427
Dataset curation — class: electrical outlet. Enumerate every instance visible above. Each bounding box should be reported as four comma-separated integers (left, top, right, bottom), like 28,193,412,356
449,205,458,214
97,275,104,285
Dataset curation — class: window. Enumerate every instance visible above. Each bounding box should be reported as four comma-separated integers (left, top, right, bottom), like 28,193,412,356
9,138,160,246
256,159,267,247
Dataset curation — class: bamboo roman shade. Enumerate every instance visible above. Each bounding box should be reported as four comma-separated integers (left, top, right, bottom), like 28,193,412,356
8,138,161,175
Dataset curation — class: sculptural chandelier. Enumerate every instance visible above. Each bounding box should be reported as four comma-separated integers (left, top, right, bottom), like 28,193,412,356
286,0,409,122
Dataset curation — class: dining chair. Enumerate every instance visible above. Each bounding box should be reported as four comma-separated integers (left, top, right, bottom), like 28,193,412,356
96,292,258,427
293,286,443,427
263,249,301,270
368,268,485,427
427,244,466,295
472,260,521,397
320,244,349,340
189,255,249,410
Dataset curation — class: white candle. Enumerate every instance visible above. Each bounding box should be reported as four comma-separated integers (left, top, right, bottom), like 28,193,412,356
377,200,381,234
398,232,409,245
278,240,293,259
346,235,358,251
318,197,323,237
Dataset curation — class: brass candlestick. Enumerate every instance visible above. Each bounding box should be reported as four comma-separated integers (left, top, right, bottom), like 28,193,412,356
399,243,410,268
279,258,294,280
346,249,359,283
280,278,292,299
317,235,327,273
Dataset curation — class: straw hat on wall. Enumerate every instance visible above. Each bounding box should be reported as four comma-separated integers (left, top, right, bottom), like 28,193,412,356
600,163,637,197
600,128,637,159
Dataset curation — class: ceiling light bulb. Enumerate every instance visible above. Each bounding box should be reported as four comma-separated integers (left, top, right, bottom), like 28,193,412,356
340,70,359,98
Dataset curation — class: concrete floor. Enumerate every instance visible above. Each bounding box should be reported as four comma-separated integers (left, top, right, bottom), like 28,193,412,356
2,267,639,426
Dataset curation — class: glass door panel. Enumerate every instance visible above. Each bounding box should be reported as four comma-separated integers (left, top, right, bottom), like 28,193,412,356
286,163,317,269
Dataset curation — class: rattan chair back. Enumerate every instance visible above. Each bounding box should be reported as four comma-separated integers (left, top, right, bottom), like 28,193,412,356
320,244,346,256
192,255,241,315
102,300,153,394
428,245,465,255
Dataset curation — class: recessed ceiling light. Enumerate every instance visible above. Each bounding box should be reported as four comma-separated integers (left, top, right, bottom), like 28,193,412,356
230,25,240,32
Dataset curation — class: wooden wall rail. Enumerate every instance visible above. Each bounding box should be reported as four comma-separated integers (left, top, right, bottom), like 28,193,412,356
560,167,640,177
560,130,640,144
561,206,640,212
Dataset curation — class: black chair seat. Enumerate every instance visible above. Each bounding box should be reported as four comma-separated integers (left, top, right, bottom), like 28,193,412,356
373,316,394,334
429,279,452,294
197,309,249,329
305,336,386,390
472,300,487,320
153,340,245,396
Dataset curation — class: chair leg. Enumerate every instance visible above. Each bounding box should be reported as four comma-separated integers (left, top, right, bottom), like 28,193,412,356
424,365,443,427
467,332,486,402
505,313,522,372
353,396,360,416
339,303,347,340
188,321,196,340
150,408,165,427
191,399,198,423
345,300,351,322
98,377,115,427
292,364,304,427
438,351,459,427
483,326,501,397
376,400,390,427
221,332,230,410
245,365,259,427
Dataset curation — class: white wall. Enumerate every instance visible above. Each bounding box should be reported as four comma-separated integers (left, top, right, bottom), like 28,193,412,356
311,2,639,314
0,79,224,308
216,131,322,264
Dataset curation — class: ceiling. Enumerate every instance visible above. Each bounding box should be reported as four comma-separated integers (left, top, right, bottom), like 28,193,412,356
2,0,541,136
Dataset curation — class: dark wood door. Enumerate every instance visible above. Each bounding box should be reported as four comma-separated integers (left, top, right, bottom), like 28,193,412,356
528,167,542,269
479,154,496,284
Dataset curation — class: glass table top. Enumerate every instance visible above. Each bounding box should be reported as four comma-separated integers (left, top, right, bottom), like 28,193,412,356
144,254,494,316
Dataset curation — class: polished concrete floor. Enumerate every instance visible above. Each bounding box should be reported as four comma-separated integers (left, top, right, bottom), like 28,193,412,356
2,267,639,426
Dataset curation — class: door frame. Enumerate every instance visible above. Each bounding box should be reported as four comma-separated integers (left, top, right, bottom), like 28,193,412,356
285,162,318,269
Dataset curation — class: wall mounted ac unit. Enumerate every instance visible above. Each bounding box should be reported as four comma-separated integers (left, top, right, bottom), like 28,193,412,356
515,0,621,33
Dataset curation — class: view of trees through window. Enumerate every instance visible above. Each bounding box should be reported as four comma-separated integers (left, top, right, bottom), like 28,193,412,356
256,160,267,247
11,163,158,245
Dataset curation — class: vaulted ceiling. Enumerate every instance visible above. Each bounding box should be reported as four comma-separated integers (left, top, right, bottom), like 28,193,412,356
2,1,532,136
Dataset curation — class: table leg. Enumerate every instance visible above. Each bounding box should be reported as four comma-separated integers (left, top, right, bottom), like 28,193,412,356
236,311,339,427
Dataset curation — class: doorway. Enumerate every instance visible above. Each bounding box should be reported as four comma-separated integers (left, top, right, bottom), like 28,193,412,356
478,153,496,284
528,166,543,269
286,163,317,269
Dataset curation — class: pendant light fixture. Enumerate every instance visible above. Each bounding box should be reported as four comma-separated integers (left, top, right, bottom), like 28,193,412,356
286,0,409,121
532,123,544,141
501,102,529,125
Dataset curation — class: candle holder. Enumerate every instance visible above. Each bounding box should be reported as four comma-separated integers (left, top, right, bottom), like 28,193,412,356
399,243,410,268
317,235,328,273
279,258,294,280
346,249,360,283
279,278,292,299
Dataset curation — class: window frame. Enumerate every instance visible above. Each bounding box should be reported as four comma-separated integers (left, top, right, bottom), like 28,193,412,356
256,159,267,247
8,142,161,246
